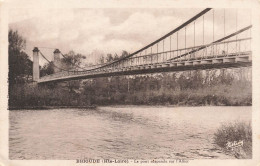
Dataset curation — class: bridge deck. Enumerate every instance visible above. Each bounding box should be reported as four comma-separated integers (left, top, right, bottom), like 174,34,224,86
38,53,251,83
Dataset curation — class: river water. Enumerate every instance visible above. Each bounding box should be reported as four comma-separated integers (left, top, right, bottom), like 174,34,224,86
9,106,251,160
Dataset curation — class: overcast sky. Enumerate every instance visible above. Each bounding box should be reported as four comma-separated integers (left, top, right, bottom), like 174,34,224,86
8,1,251,65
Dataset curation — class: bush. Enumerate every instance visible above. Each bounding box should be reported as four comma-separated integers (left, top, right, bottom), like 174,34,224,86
214,121,252,159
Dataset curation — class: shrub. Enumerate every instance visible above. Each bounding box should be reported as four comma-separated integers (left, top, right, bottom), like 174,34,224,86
214,121,252,159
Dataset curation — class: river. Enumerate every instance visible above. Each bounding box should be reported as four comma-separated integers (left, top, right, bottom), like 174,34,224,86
9,106,251,160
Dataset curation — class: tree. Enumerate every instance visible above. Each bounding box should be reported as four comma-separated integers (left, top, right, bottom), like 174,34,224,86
113,53,119,61
58,50,87,100
40,62,54,77
99,55,105,64
106,53,113,63
8,29,26,52
61,50,86,70
121,50,129,58
8,29,32,84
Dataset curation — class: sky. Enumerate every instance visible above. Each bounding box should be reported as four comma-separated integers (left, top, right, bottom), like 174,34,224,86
8,1,251,65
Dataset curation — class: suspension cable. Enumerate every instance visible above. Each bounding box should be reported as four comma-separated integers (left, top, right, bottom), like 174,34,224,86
85,8,212,71
185,27,186,49
38,47,56,50
38,47,95,72
194,21,196,47
60,51,89,71
42,8,212,74
39,51,75,72
203,15,204,45
169,36,172,59
168,25,252,61
224,9,225,36
39,46,98,71
213,9,215,42
224,9,226,54
236,9,238,52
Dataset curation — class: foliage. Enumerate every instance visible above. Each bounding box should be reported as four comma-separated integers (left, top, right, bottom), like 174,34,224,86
61,50,86,70
40,62,54,77
99,50,130,64
9,68,252,108
9,83,80,107
214,122,252,158
8,29,32,84
8,29,26,51
40,50,87,76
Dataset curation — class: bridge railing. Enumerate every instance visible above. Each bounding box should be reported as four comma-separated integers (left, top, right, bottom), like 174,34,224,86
178,37,251,61
39,37,251,82
100,37,251,69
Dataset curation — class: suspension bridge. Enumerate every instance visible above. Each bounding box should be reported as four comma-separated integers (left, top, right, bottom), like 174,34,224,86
32,8,252,84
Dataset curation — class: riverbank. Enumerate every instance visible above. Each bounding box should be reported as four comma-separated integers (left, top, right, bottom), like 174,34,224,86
9,105,97,110
9,104,251,111
8,84,251,108
214,121,252,159
8,73,251,108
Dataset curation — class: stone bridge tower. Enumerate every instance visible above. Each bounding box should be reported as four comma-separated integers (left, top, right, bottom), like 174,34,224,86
33,47,39,82
53,49,61,73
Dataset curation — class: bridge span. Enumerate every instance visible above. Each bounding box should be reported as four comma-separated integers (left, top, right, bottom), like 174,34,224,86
32,8,252,84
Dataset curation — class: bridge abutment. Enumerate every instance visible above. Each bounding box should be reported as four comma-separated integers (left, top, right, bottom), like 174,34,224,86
54,49,61,73
33,47,40,82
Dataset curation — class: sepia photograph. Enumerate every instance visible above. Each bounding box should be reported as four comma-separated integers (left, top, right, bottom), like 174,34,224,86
0,0,260,166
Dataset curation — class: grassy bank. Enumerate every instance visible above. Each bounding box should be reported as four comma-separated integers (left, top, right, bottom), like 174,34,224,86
9,80,251,108
214,121,252,159
106,83,251,106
